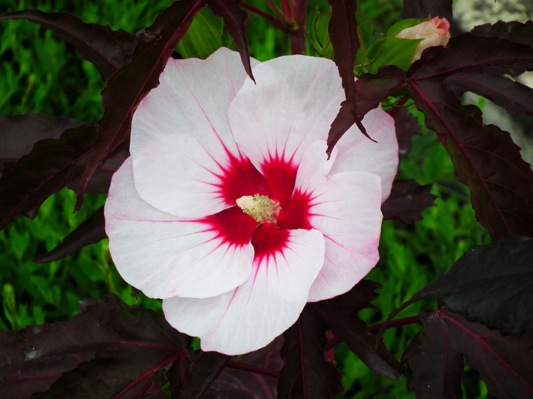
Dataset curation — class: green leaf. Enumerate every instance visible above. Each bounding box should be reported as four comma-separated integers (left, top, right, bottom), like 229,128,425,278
177,7,224,59
309,10,334,59
386,18,424,37
368,37,421,73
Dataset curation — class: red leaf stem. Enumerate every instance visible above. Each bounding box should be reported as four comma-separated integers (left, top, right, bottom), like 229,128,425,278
325,316,421,351
241,2,291,32
265,0,291,23
289,0,307,54
281,0,291,16
226,361,279,378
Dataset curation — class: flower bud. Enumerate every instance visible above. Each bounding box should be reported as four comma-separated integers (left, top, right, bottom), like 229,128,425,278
395,17,451,61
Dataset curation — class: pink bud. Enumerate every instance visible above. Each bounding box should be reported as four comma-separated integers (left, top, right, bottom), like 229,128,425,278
396,17,451,61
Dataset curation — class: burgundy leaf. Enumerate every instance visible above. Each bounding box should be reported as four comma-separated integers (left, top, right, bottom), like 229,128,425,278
312,280,402,380
69,138,130,195
407,80,533,240
33,206,105,263
410,34,533,80
0,126,95,231
0,10,138,81
204,338,283,398
76,0,205,210
326,0,367,154
278,308,342,399
403,312,463,399
391,107,421,158
207,0,254,81
471,20,533,46
327,66,406,154
404,310,533,399
445,71,533,116
404,24,533,240
0,295,189,398
0,325,78,399
401,0,453,22
412,237,533,335
178,352,230,398
0,113,84,171
382,179,435,223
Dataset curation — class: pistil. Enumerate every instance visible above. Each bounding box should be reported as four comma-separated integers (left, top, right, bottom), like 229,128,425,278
236,194,281,223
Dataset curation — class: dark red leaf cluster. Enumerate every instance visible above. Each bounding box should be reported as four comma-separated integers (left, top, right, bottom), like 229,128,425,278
404,310,533,399
412,236,533,335
0,295,284,398
327,19,533,241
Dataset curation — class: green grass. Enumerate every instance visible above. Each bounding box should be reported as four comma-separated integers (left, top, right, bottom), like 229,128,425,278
0,0,490,397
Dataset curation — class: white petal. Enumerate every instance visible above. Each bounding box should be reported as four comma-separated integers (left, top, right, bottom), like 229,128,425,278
294,140,336,194
229,55,344,170
330,109,398,202
105,158,255,299
162,227,325,355
304,172,383,302
130,48,260,217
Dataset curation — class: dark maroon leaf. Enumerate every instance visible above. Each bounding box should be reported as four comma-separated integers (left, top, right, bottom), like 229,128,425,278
404,310,533,399
326,0,368,154
203,338,282,398
0,295,189,398
69,138,129,195
382,179,435,223
401,0,453,23
391,107,421,158
404,22,533,239
412,237,533,335
76,0,205,210
0,10,138,81
0,126,95,231
471,20,533,46
34,206,105,263
403,312,463,399
410,34,533,80
178,352,230,398
207,0,254,81
0,113,84,171
0,325,78,398
327,66,406,154
445,71,533,116
312,280,402,380
408,80,533,240
404,24,533,240
278,308,342,399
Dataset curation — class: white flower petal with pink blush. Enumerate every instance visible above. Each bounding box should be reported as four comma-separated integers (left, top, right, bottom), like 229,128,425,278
130,48,260,218
163,226,324,355
105,48,399,355
105,158,255,299
395,16,451,61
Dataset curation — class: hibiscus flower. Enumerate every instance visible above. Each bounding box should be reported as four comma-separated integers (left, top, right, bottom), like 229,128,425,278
105,48,398,355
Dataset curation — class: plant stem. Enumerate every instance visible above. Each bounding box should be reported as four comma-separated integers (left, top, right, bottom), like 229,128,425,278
387,97,409,117
367,315,421,333
265,0,291,23
241,2,291,33
325,315,421,351
289,0,307,54
281,0,291,16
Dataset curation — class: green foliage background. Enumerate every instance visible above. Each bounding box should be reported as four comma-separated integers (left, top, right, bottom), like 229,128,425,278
0,0,490,397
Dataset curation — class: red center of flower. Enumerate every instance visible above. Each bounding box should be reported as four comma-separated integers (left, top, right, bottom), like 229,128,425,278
201,152,312,263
